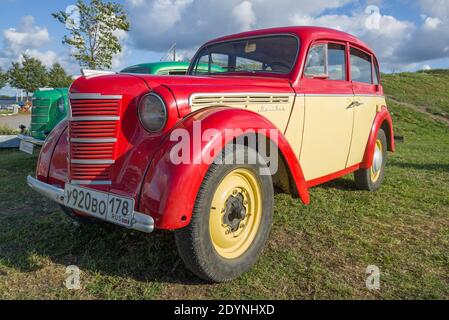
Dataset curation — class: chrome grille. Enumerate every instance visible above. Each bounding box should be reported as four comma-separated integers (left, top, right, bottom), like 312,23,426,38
68,93,122,185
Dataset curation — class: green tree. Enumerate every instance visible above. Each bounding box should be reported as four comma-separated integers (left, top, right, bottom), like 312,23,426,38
8,54,48,100
52,0,130,69
0,67,8,90
47,63,74,87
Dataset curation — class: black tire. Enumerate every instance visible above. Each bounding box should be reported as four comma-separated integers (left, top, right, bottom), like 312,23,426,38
354,128,387,191
175,144,274,282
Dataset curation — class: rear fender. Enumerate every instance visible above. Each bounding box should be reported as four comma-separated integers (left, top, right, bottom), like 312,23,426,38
361,106,395,169
138,107,309,230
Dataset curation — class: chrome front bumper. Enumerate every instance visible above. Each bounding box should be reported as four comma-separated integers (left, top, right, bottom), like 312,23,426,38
18,135,45,146
27,176,154,233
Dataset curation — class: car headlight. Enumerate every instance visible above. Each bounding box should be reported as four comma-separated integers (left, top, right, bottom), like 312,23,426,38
57,98,65,113
138,93,167,132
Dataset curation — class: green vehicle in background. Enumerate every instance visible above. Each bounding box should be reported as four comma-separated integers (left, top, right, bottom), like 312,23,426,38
19,88,68,149
19,61,221,153
120,61,224,75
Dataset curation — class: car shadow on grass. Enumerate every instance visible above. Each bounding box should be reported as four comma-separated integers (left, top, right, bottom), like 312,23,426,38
388,160,449,172
317,177,358,191
0,207,209,286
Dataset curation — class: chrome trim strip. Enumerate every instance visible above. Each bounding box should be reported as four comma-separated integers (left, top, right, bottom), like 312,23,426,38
304,94,385,98
69,93,122,100
354,94,385,98
305,94,353,97
69,116,120,121
81,69,116,77
70,180,112,185
189,92,295,106
18,135,45,146
70,138,117,143
27,176,154,233
71,159,115,164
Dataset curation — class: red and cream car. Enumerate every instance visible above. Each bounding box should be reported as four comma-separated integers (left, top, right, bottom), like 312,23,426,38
28,27,394,282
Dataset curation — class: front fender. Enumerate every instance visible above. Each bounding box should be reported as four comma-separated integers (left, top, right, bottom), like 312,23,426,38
36,119,68,183
138,107,309,230
361,106,395,169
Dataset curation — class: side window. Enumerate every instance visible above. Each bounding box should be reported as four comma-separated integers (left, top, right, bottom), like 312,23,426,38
194,53,210,74
211,53,229,69
236,57,264,72
304,44,327,77
350,48,373,84
328,44,346,81
304,43,347,80
373,60,380,85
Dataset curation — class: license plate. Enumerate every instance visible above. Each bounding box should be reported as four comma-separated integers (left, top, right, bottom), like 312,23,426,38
19,140,34,154
64,184,134,227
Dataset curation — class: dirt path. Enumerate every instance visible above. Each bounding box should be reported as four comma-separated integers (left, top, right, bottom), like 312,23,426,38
387,96,449,126
0,114,31,129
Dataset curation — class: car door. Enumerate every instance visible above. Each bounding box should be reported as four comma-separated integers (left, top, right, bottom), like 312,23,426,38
346,47,381,167
299,42,355,181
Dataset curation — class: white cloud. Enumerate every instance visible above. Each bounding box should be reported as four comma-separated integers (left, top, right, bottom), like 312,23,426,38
111,29,131,69
423,17,442,30
125,0,354,52
289,10,414,66
2,16,50,57
232,1,256,31
23,49,59,68
418,0,449,19
0,15,78,74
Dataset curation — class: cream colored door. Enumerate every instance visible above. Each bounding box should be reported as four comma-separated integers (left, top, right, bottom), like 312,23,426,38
346,47,384,167
299,93,354,181
346,95,379,166
299,42,355,181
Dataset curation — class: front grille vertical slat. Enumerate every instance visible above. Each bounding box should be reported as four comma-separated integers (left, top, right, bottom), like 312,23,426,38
69,94,122,185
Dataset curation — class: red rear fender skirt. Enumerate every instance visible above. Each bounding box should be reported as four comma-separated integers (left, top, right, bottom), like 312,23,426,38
361,106,395,169
138,107,310,230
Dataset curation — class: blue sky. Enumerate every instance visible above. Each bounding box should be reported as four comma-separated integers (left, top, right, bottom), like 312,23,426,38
1,0,449,95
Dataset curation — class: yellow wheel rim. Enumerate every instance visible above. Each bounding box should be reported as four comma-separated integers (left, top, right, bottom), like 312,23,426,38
370,139,383,182
209,168,262,260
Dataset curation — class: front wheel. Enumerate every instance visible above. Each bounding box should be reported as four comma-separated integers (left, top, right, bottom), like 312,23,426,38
354,128,387,191
175,144,274,282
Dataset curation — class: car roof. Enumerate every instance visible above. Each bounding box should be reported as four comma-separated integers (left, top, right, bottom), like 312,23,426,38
204,26,374,55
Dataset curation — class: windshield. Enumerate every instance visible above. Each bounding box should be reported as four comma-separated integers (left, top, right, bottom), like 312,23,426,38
189,35,299,76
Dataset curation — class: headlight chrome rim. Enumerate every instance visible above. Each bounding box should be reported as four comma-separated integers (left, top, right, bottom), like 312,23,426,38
138,92,167,133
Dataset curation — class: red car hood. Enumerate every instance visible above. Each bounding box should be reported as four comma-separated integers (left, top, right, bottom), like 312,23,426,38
133,74,295,117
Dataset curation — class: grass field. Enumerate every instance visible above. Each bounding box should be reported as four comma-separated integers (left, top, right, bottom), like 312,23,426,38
0,71,448,299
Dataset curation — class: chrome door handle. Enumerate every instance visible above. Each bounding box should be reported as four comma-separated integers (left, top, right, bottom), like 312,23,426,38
347,101,364,109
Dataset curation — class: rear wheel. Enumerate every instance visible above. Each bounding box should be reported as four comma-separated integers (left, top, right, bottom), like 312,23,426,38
175,144,274,282
354,129,387,191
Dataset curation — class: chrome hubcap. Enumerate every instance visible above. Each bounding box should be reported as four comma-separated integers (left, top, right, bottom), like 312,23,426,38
373,147,383,174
